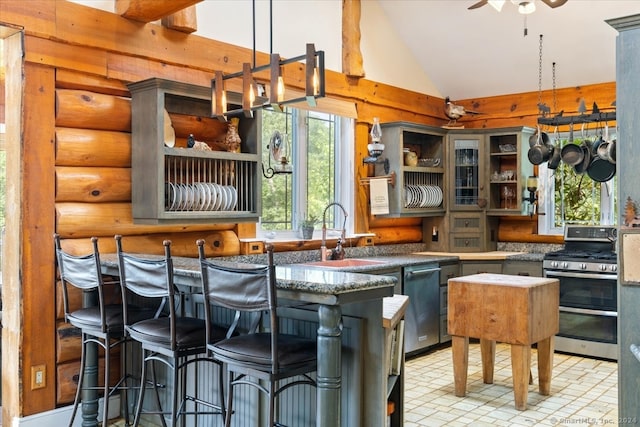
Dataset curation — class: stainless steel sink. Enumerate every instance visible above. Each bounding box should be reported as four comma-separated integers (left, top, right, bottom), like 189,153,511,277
300,258,387,268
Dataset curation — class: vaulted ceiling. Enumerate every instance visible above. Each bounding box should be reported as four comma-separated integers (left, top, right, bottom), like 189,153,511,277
379,0,640,100
80,0,640,103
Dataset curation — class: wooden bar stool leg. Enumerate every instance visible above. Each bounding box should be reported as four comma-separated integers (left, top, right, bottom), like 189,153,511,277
537,336,554,396
452,335,469,397
480,339,496,384
511,344,531,411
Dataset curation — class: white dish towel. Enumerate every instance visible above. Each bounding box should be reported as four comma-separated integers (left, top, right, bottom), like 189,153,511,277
369,178,389,215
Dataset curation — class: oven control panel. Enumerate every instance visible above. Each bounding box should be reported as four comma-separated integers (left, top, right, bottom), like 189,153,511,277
565,225,617,242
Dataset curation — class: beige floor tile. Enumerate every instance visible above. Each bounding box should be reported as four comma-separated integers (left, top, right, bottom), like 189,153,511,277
404,342,618,426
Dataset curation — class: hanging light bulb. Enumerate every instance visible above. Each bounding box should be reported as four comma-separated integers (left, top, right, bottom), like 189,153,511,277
488,0,505,11
277,76,285,101
313,67,320,96
211,70,227,121
516,0,536,14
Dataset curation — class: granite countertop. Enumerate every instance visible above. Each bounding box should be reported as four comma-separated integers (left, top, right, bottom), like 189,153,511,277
505,252,546,262
284,253,459,273
413,251,526,261
100,253,396,300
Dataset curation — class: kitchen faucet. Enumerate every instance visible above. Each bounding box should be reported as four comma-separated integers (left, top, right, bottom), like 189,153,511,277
321,202,348,261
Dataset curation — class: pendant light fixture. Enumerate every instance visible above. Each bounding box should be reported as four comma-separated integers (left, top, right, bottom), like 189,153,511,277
211,0,326,121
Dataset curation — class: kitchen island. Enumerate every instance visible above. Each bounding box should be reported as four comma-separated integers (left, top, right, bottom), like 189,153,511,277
100,254,396,427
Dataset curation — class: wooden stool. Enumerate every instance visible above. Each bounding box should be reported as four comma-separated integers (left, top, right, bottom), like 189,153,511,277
448,273,559,410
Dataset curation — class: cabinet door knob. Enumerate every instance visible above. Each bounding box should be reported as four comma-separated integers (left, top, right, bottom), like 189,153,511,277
464,220,469,227
464,240,469,246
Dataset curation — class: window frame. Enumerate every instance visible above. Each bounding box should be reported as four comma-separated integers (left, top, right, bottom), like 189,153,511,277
537,131,617,235
257,107,354,241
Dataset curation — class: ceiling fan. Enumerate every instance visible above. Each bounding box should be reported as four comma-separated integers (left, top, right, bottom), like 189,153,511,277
468,0,568,13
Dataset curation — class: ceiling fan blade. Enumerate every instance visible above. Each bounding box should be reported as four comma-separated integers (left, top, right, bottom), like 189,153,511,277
468,0,488,10
540,0,568,8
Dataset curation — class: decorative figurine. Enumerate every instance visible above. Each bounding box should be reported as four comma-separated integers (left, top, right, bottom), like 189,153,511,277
224,117,242,153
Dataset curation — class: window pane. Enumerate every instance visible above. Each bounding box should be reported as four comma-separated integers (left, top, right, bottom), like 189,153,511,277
261,109,293,231
305,111,336,225
539,133,617,234
260,108,339,234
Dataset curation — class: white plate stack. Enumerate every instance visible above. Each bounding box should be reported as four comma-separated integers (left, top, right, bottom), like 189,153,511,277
165,182,238,211
403,185,443,208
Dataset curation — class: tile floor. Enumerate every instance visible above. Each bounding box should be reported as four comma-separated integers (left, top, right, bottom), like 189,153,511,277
403,342,618,427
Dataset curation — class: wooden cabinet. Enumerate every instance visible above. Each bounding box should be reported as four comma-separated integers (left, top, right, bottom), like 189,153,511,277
128,78,261,224
439,262,459,343
486,127,535,215
502,260,543,277
448,212,498,252
378,122,447,217
460,260,503,276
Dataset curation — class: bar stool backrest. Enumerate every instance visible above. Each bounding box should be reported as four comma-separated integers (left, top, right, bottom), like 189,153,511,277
197,241,279,367
54,234,107,330
115,235,175,345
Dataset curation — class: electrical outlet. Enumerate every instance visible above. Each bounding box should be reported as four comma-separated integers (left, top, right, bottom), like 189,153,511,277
31,364,46,390
364,237,374,246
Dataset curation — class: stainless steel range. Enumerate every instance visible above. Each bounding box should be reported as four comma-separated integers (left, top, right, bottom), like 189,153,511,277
543,225,618,360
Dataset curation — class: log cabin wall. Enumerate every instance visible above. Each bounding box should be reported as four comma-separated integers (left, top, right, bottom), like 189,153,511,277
0,0,615,420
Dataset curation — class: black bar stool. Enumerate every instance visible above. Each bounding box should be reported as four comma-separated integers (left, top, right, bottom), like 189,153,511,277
115,235,226,426
197,240,317,426
55,234,154,426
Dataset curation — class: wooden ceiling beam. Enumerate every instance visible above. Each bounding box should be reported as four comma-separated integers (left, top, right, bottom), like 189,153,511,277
115,0,202,23
342,0,364,78
162,5,198,33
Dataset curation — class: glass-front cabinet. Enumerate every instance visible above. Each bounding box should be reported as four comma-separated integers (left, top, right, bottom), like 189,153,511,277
486,127,535,215
448,133,484,211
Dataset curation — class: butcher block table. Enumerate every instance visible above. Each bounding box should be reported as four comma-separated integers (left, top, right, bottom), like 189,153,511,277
447,273,559,410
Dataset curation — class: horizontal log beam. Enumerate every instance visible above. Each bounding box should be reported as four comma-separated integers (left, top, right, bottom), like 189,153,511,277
55,166,131,203
55,89,131,132
58,230,239,258
55,202,237,240
55,128,131,168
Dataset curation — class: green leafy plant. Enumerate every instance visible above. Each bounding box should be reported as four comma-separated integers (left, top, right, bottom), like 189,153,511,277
301,214,318,228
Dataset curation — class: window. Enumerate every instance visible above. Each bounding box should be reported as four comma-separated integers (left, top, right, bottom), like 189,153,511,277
537,131,617,235
259,107,354,239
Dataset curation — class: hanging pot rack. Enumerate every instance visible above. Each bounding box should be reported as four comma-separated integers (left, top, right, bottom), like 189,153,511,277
538,110,616,127
534,36,616,128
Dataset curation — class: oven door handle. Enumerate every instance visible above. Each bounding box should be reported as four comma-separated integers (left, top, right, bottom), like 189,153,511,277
560,306,617,317
544,270,618,281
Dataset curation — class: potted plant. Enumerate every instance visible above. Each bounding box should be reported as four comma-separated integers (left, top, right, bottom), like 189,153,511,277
300,214,317,240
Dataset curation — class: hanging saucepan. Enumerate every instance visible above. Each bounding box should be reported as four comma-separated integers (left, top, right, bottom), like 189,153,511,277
597,140,611,162
573,141,592,174
548,126,562,170
528,128,551,147
561,143,583,166
591,135,604,156
560,122,582,165
527,127,552,165
548,144,561,169
608,139,616,163
587,156,616,182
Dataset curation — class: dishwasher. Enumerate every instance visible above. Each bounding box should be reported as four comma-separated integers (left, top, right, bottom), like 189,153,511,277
403,263,441,356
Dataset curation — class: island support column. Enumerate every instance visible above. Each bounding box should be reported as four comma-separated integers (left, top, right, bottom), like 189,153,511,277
317,304,343,427
81,290,99,427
